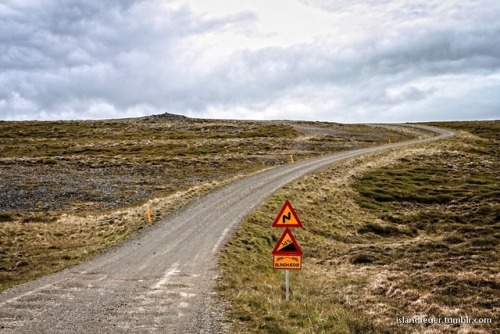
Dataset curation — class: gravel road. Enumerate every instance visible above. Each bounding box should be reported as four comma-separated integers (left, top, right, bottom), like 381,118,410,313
0,125,454,333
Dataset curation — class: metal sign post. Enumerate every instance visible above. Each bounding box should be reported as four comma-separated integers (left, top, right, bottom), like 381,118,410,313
285,270,290,301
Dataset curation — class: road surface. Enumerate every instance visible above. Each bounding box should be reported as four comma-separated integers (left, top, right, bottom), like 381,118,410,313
0,125,454,333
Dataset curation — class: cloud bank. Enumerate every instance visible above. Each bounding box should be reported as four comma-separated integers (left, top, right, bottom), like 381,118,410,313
1,0,499,122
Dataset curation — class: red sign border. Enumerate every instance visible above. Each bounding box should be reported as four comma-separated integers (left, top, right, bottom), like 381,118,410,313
271,200,303,228
272,228,303,256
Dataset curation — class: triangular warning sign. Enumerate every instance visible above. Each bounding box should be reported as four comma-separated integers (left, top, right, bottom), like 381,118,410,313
271,200,303,228
272,228,302,256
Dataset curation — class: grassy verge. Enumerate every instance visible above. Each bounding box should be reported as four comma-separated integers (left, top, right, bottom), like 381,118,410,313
0,117,423,291
217,121,498,333
0,178,232,291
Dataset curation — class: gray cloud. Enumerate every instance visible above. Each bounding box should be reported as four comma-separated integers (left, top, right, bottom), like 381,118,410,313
0,0,256,119
194,19,500,116
0,0,499,122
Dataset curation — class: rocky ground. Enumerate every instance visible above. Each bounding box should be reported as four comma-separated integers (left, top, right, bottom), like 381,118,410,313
0,114,430,291
0,114,423,220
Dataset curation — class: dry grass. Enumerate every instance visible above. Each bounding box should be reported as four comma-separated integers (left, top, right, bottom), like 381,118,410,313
0,178,232,291
0,115,423,291
217,121,498,334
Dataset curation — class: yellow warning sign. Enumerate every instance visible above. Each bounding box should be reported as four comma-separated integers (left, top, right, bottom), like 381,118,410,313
271,200,303,228
272,228,302,255
273,255,302,270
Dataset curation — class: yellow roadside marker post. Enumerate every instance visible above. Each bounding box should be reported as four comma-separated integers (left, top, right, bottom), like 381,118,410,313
146,206,152,224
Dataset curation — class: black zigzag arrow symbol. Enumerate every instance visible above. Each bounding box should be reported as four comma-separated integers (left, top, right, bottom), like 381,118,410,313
282,212,291,224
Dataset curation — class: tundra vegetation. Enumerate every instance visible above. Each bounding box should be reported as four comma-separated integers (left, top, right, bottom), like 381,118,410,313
0,114,419,291
217,121,498,333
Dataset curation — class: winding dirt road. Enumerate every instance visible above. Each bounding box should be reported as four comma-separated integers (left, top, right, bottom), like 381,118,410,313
0,125,454,333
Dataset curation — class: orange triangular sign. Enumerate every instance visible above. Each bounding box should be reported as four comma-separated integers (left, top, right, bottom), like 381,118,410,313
271,200,303,228
272,228,302,255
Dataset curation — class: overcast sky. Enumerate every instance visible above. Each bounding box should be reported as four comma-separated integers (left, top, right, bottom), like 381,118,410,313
1,0,499,122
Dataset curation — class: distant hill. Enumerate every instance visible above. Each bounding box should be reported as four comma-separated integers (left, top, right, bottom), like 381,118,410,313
141,112,189,122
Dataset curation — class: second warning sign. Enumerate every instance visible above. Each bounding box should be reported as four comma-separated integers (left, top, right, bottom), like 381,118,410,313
272,228,302,255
